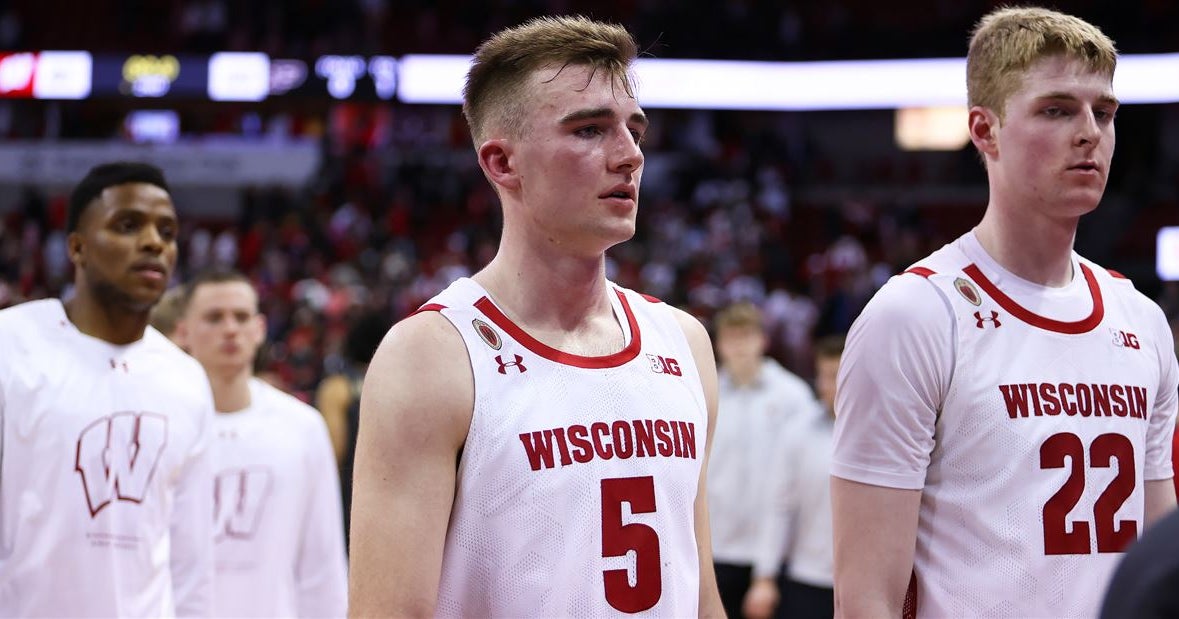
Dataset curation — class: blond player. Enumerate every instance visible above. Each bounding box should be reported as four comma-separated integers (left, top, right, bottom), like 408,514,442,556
0,162,214,616
832,8,1178,618
348,15,724,617
176,269,348,618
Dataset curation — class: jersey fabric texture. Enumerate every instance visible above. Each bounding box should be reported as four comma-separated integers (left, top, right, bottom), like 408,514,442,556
212,378,348,618
424,278,708,618
832,232,1179,618
0,299,215,617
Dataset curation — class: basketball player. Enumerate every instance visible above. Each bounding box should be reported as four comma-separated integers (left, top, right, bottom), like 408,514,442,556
175,269,348,617
348,15,724,617
831,8,1178,618
707,302,818,619
0,162,215,616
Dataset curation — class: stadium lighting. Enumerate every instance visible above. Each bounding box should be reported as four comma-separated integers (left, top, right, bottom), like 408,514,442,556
396,53,1179,110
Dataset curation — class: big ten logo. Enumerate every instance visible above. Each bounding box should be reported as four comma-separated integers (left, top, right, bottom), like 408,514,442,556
121,55,180,97
75,413,168,518
647,354,682,377
1111,329,1140,350
214,467,274,542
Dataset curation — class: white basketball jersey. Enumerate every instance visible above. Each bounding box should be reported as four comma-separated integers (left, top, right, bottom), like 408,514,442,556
212,378,348,618
424,278,708,618
0,299,215,618
833,233,1178,618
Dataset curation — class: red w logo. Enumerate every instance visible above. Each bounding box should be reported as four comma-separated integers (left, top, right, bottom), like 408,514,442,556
974,311,1002,329
75,413,168,518
496,354,527,374
214,467,273,542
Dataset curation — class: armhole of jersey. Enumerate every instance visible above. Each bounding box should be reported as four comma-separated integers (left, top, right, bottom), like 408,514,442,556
904,266,936,278
1106,268,1128,280
413,303,447,316
640,293,663,304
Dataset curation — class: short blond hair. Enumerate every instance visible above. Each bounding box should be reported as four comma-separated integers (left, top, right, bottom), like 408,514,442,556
715,302,763,332
462,15,639,145
967,6,1116,119
149,286,186,339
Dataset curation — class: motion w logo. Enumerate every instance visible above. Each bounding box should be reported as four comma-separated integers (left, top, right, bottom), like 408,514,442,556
75,413,168,518
214,468,274,542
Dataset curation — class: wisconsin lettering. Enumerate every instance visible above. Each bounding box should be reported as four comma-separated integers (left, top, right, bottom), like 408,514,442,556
519,419,697,471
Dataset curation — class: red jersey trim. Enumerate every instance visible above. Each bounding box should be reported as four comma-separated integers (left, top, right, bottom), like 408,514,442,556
905,267,936,278
413,303,447,316
473,289,642,369
1107,269,1128,280
640,293,663,304
963,263,1104,334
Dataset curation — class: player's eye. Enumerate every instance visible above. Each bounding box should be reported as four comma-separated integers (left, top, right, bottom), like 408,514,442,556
574,125,604,138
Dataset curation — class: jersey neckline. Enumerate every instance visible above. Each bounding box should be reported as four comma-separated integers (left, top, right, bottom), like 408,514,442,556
473,288,643,369
964,262,1105,334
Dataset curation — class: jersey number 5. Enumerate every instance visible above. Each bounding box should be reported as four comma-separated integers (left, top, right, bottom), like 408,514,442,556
601,476,662,613
1040,432,1136,555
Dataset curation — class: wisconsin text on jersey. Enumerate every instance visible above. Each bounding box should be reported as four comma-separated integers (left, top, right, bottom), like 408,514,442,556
999,383,1149,419
519,420,698,471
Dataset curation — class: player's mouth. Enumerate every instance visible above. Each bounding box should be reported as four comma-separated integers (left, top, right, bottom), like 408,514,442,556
130,260,168,282
1066,160,1101,176
599,184,637,205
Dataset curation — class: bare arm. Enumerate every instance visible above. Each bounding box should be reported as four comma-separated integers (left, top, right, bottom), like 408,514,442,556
314,375,353,465
831,477,922,618
347,313,472,617
1145,478,1177,527
672,308,725,619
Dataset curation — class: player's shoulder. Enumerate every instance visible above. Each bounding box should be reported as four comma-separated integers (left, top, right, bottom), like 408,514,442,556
250,378,327,428
861,260,955,327
141,327,206,375
762,358,814,398
0,298,62,335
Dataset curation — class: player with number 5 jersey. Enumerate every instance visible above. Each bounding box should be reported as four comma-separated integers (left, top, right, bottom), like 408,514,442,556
830,8,1178,619
346,15,724,618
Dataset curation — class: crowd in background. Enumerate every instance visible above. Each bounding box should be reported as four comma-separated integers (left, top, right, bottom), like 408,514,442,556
1,0,1178,401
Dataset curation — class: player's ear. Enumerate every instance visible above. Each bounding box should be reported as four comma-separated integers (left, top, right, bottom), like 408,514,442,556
477,138,520,192
969,105,1001,159
67,231,85,268
250,312,267,345
172,318,189,349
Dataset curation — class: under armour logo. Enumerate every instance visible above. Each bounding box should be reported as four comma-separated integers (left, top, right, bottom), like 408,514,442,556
974,311,1002,329
495,354,527,374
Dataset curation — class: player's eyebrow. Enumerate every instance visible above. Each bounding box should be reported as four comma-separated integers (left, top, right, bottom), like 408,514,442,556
1037,91,1120,107
560,107,649,130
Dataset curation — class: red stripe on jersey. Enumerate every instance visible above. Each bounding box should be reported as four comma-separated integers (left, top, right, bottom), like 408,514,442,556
640,293,663,304
473,290,642,369
904,267,935,278
1107,269,1128,280
964,263,1104,334
413,303,447,316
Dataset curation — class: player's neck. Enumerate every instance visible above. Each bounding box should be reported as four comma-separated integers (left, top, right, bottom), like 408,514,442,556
207,367,253,413
726,361,761,387
475,244,615,330
62,292,149,345
974,208,1077,288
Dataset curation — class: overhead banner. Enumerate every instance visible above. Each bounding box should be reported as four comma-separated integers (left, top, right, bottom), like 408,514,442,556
0,141,320,187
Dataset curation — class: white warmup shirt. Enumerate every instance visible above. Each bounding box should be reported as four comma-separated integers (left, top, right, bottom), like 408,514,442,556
833,231,1179,618
0,299,215,617
423,278,709,618
707,358,818,578
758,411,834,588
212,378,348,618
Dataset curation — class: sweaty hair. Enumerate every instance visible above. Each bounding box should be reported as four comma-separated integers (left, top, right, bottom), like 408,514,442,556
715,302,763,332
180,267,256,315
967,6,1116,119
68,161,171,233
462,15,639,145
